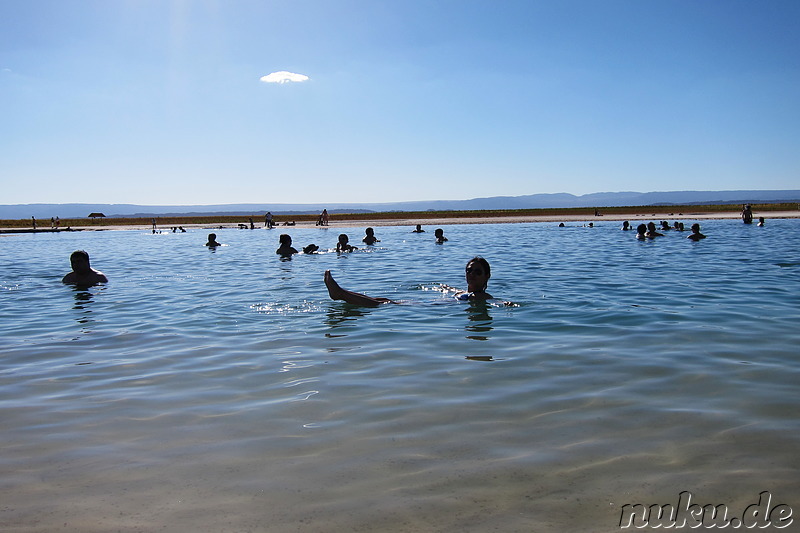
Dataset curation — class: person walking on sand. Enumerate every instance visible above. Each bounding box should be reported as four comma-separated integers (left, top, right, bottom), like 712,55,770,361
62,250,108,286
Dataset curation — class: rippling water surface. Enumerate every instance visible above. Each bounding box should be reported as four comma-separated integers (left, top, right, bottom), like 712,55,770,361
1,219,798,532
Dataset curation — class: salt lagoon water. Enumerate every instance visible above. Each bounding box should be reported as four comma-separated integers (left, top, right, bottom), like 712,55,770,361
1,220,798,532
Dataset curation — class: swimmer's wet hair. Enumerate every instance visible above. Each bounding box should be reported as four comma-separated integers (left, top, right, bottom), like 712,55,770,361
467,256,491,279
70,250,90,261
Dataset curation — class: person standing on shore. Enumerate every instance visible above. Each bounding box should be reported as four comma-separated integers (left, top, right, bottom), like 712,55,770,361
32,216,36,230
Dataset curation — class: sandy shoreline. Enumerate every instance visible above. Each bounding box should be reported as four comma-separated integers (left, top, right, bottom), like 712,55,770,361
2,210,798,233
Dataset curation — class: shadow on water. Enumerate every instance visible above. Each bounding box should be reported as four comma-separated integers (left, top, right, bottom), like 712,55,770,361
464,301,493,341
71,287,96,325
69,286,106,344
324,305,373,338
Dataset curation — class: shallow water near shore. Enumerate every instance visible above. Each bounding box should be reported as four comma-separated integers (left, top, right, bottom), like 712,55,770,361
1,220,798,532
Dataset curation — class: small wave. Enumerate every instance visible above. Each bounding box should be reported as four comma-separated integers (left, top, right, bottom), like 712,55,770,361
250,300,322,315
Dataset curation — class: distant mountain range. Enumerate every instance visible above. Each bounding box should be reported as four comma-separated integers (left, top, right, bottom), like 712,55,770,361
3,190,799,219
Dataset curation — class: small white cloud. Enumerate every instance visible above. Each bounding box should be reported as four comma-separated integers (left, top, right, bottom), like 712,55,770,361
260,71,310,84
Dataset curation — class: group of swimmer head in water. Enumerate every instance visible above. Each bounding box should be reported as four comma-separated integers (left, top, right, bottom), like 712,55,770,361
205,225,450,255
63,216,767,300
623,220,708,241
621,215,765,242
63,224,462,299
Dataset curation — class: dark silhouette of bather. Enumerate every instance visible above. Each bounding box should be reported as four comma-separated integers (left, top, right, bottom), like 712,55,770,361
62,250,108,286
206,233,222,247
646,222,664,238
362,227,379,245
336,234,357,253
687,223,706,241
276,234,298,256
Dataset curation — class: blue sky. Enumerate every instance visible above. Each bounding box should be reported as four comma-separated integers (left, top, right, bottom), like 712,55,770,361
1,0,798,206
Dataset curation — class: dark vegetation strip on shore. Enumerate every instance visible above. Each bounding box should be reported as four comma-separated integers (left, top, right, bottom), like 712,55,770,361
1,203,797,229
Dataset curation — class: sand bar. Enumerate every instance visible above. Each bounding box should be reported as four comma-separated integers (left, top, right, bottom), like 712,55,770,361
2,209,798,233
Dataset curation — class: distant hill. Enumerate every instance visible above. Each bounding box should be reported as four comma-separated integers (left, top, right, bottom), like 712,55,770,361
2,190,799,219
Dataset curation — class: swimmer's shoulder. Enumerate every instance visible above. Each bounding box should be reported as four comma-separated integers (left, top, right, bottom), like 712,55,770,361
455,291,493,301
